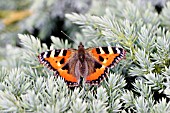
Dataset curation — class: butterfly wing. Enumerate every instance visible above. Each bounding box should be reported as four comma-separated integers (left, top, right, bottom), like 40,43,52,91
38,49,79,87
85,46,126,85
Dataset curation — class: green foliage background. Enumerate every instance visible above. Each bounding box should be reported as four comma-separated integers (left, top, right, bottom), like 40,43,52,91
0,0,170,112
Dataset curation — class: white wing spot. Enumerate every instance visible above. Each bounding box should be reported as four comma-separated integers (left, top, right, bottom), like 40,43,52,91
101,65,106,68
99,47,105,54
43,52,48,58
116,48,120,54
108,46,113,54
57,62,61,66
50,50,55,57
103,59,107,63
58,49,64,56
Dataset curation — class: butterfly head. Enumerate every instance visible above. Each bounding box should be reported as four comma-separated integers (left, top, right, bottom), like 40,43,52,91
78,42,85,63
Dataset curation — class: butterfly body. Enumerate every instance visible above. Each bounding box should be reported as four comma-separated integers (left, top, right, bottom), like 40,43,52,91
38,42,126,87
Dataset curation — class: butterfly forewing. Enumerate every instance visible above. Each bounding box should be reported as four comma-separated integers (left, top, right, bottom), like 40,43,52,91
38,49,79,86
88,46,125,67
85,46,126,85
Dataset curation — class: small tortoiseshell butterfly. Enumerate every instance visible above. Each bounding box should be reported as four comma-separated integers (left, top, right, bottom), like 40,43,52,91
38,42,126,87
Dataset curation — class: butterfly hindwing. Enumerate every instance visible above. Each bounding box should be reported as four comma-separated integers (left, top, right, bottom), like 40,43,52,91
85,59,109,85
38,49,79,86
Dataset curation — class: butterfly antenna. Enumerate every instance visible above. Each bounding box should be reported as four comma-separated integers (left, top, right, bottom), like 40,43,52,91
61,31,78,44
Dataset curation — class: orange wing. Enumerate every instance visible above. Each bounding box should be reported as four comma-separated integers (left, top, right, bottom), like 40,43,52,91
85,46,126,85
38,49,79,86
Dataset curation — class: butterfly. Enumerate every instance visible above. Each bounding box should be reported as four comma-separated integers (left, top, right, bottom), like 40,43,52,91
38,42,126,87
